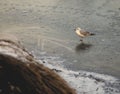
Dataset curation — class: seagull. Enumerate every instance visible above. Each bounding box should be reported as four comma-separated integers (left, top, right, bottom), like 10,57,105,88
75,27,95,43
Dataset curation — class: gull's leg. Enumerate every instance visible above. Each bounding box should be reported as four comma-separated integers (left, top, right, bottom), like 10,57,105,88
80,39,83,43
80,38,84,43
80,39,83,41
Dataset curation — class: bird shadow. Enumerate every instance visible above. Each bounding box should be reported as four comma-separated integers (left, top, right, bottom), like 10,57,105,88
75,42,92,53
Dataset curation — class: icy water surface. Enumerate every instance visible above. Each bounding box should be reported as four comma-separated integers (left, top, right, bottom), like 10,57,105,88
0,0,120,79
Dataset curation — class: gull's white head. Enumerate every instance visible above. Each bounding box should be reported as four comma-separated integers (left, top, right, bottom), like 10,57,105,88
75,27,84,37
75,27,82,31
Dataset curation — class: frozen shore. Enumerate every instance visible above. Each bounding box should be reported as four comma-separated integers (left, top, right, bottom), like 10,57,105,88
38,55,120,94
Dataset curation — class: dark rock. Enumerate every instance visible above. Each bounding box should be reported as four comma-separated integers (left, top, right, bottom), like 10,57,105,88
0,36,76,94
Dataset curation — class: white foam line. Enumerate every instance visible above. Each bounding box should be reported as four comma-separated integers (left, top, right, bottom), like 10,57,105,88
38,59,120,94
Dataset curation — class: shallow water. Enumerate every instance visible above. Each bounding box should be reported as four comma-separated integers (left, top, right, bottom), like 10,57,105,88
0,0,120,78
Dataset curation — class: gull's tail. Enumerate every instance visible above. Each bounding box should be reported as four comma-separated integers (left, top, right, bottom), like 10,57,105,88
90,33,95,36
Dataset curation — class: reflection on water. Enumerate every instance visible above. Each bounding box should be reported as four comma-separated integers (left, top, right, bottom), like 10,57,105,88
75,43,92,52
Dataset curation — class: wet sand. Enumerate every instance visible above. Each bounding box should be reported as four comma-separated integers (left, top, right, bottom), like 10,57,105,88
0,0,120,79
